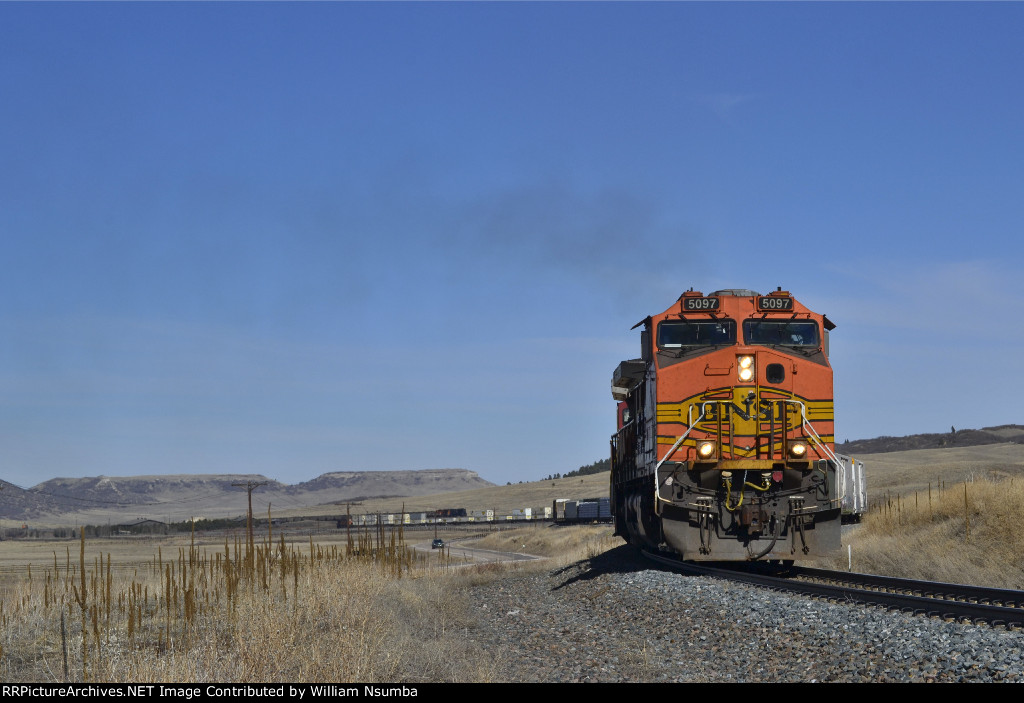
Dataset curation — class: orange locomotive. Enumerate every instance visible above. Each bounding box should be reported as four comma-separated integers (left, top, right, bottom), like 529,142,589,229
610,288,847,561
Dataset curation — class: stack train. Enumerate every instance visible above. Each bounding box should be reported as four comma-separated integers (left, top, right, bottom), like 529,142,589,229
610,288,866,562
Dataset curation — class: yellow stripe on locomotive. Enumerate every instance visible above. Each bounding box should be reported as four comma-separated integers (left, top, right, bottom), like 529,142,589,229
655,388,835,463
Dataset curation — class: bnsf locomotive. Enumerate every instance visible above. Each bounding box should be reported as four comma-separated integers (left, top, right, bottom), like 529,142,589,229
611,288,862,561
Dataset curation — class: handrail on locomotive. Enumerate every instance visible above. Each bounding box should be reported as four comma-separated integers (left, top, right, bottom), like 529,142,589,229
655,401,847,511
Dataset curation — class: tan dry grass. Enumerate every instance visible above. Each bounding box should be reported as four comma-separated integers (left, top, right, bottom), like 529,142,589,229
90,563,503,683
857,442,1024,498
464,524,615,560
0,522,617,683
0,526,501,683
820,474,1024,589
274,472,611,519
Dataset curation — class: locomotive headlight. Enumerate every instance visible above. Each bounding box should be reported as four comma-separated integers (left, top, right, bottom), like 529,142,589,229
697,441,717,459
737,355,754,382
789,442,808,458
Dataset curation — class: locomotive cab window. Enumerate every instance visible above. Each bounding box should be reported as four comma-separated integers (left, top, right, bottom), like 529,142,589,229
657,320,736,349
743,319,819,348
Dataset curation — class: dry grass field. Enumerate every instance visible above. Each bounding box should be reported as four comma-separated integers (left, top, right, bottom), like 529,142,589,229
4,441,1024,682
273,470,612,519
820,443,1024,589
0,517,612,683
823,475,1024,589
856,442,1024,497
464,523,615,559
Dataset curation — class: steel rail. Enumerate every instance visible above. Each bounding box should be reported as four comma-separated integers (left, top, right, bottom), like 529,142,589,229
641,550,1024,628
790,565,1024,608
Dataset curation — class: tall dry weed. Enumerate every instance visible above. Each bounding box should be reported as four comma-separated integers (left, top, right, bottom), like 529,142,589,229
0,528,504,683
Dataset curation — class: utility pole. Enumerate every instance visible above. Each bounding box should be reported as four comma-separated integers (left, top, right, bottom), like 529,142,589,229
341,501,362,548
233,480,267,570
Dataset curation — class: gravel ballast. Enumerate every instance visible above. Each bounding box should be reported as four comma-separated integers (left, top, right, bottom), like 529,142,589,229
463,546,1024,683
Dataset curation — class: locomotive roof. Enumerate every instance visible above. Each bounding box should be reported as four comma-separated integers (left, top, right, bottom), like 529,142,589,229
707,288,760,297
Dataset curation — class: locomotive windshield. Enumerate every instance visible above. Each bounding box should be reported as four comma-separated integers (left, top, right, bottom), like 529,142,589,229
657,319,736,348
743,319,819,348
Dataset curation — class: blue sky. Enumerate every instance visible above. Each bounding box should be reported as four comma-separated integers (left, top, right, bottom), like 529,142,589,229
2,2,1023,489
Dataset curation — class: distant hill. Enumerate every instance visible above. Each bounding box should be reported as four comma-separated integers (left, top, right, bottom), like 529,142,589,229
0,469,492,525
839,424,1024,454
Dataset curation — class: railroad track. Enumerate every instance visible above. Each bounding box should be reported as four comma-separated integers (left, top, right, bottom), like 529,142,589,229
642,550,1024,629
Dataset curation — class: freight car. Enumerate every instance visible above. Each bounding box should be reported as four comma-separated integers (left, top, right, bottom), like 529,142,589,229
610,288,865,561
428,508,468,519
552,498,612,523
334,507,547,528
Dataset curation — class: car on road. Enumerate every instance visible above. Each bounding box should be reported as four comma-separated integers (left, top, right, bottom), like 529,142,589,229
431,538,445,549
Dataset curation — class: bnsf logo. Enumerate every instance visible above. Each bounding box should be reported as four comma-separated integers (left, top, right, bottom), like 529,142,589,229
758,296,793,310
